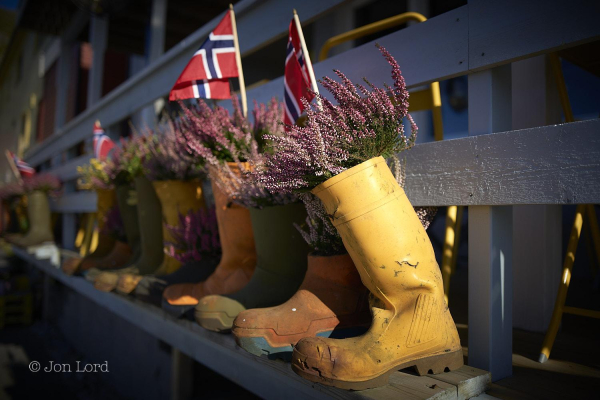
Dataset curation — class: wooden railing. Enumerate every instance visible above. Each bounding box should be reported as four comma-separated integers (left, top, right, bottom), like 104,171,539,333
21,0,600,382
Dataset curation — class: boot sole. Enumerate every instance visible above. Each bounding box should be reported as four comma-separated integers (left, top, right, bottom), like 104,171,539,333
235,326,370,361
194,309,238,332
292,348,464,390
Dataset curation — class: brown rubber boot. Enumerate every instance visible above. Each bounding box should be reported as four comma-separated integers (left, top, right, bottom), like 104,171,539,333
12,191,53,248
232,253,371,359
62,188,116,276
291,157,463,390
116,180,205,295
162,181,256,308
80,240,132,273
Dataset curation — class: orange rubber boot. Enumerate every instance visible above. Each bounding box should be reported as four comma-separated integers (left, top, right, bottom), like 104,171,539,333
116,179,205,294
232,253,370,360
291,157,463,390
162,181,256,308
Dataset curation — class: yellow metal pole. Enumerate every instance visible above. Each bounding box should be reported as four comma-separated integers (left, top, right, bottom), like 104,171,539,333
451,205,464,275
539,204,585,363
318,12,426,61
442,205,458,304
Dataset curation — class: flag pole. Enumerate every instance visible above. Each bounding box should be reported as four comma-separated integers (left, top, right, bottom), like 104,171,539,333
5,150,23,184
293,9,321,109
230,4,247,118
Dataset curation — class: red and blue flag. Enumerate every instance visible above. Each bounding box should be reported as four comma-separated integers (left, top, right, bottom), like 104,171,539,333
284,19,315,126
170,12,238,101
93,121,115,161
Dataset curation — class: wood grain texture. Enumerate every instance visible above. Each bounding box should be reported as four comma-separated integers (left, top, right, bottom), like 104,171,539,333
403,119,600,206
50,191,97,213
248,6,468,108
469,0,600,71
13,247,490,400
429,366,491,400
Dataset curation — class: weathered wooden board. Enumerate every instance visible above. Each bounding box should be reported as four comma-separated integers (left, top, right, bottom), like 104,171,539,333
50,191,97,213
468,0,600,71
403,119,600,206
248,6,468,108
429,366,491,400
13,247,491,400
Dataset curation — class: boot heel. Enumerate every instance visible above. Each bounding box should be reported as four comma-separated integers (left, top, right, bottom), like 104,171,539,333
413,349,464,376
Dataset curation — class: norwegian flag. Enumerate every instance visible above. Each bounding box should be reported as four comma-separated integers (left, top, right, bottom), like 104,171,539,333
10,151,35,179
169,11,238,101
284,19,315,126
93,121,115,160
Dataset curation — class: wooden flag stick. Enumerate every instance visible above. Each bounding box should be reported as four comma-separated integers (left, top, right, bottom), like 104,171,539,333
293,9,321,109
5,150,23,184
230,4,248,118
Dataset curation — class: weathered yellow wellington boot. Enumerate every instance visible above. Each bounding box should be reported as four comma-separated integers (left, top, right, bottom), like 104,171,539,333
62,188,116,276
291,157,463,390
12,190,53,248
116,180,205,294
161,181,256,317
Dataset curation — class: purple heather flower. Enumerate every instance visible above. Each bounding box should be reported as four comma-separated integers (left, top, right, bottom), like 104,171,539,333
259,44,418,193
163,207,221,263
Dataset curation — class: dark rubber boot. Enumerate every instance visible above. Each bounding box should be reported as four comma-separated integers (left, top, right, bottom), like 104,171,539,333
195,203,310,332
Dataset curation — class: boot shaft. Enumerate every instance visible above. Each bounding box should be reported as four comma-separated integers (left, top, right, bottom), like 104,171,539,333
26,190,52,232
153,180,205,242
133,176,164,270
115,184,140,249
96,189,116,230
211,180,255,268
248,203,310,279
312,157,442,307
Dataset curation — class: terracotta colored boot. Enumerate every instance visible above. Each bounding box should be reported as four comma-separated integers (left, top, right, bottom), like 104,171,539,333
195,202,310,332
291,157,463,390
95,177,163,292
162,181,256,316
116,179,205,295
12,191,53,248
62,188,116,276
232,253,371,359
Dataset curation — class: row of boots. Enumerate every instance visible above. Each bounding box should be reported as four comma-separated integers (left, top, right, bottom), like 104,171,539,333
61,157,463,390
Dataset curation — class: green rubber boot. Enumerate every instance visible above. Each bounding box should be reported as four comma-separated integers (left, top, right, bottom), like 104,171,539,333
85,184,140,282
94,176,164,292
11,191,53,248
195,202,310,332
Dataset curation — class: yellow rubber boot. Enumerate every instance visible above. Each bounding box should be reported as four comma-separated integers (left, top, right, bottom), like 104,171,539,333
116,180,205,294
12,191,53,248
62,188,116,276
291,157,463,390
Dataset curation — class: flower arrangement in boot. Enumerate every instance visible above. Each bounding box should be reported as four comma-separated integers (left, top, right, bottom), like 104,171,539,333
10,173,61,247
257,44,463,389
22,173,62,196
180,97,294,208
77,158,112,190
259,44,417,194
0,182,25,200
142,120,204,182
164,206,221,264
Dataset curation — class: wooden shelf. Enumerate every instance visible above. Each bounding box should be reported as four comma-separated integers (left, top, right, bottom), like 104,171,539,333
12,246,491,399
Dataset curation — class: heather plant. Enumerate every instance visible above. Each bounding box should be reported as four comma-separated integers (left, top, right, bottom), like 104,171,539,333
295,193,346,256
103,134,149,186
22,173,62,196
100,205,126,241
180,98,296,208
164,207,221,264
142,121,204,181
0,182,24,200
296,159,436,256
260,44,418,193
77,158,112,190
